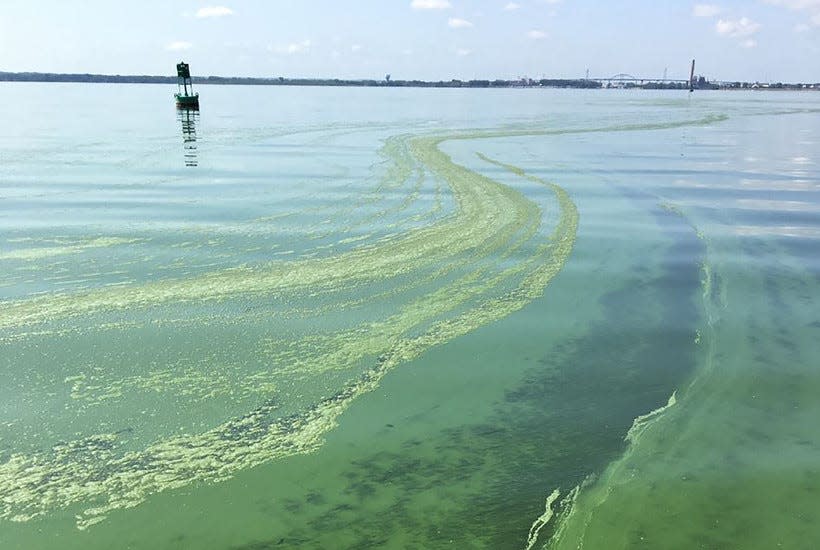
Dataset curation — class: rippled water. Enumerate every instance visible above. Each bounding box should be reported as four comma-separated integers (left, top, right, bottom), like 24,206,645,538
0,83,818,549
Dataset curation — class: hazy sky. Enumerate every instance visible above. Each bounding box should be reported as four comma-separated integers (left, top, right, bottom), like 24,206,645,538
1,1,818,82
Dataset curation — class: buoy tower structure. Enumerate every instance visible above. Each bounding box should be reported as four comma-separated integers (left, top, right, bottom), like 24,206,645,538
175,62,200,110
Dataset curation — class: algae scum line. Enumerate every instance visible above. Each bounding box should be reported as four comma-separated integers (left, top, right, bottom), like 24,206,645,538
1,85,819,549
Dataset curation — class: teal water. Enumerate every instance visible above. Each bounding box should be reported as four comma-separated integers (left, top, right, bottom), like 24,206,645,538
0,83,818,549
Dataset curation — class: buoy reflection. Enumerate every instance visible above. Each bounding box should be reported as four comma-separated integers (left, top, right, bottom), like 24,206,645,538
178,109,199,167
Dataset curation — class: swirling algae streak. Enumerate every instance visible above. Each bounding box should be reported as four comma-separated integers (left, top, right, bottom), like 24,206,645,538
0,114,724,333
0,146,518,330
0,237,144,262
0,126,577,529
0,115,723,530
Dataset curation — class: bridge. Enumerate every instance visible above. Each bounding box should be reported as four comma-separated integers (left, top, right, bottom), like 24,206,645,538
593,73,689,84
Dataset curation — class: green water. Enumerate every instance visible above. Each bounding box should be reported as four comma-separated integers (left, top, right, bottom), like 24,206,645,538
0,84,818,549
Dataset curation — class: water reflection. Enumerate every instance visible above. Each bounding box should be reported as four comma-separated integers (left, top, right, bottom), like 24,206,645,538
178,109,199,167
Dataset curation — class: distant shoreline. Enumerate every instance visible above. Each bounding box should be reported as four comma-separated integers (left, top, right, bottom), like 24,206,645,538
1,71,817,91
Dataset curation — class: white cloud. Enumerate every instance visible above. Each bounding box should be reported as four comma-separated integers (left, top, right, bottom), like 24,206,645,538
448,17,473,28
794,22,811,31
527,29,547,39
410,0,451,9
504,2,521,10
166,41,192,51
456,48,472,56
692,4,721,17
195,6,234,18
287,40,311,54
269,40,311,55
351,44,362,52
716,17,761,37
741,39,757,48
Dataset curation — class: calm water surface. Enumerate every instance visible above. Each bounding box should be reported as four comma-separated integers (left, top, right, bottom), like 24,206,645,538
0,84,818,549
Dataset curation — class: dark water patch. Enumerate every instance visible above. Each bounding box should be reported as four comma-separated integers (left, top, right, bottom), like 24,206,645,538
229,537,303,550
343,480,377,501
230,541,279,550
304,491,325,506
470,195,706,548
281,498,303,514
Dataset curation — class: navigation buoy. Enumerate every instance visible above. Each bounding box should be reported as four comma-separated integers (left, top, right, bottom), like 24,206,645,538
175,62,200,110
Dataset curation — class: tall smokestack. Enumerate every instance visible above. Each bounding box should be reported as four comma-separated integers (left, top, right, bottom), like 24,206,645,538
689,59,696,92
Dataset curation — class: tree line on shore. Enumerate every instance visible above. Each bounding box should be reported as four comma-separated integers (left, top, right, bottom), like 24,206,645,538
0,71,816,90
